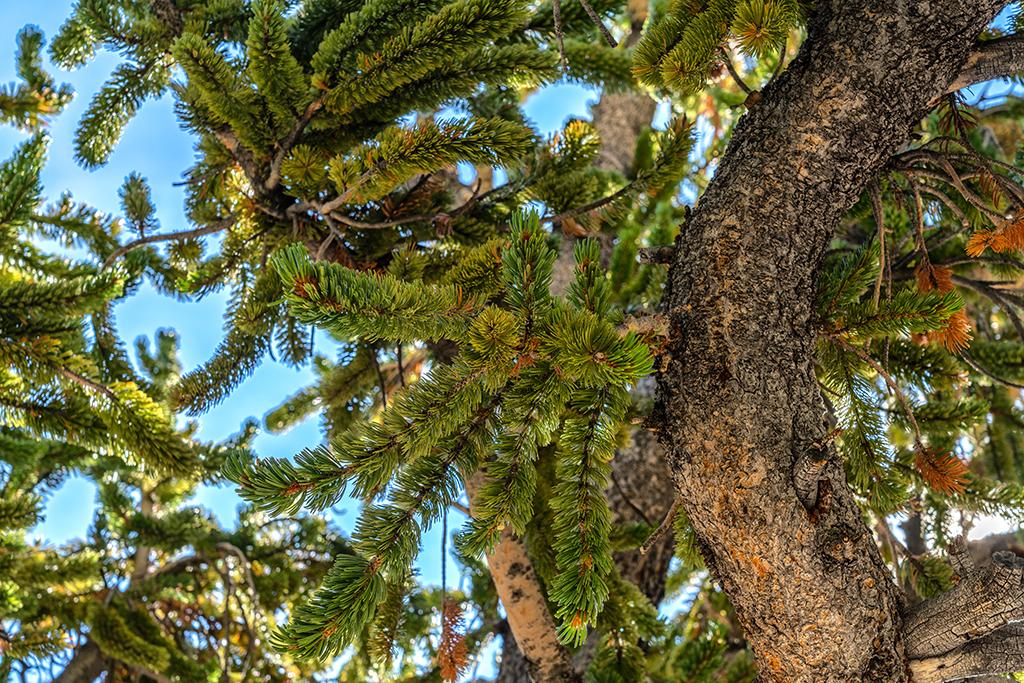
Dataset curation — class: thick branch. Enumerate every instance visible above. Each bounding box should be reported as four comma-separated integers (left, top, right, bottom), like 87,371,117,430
910,623,1024,683
53,640,107,683
102,218,233,268
948,34,1024,94
655,1,1005,681
904,542,1024,660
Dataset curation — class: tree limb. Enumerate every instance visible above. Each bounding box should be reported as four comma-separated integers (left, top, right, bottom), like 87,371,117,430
904,538,1024,661
102,217,234,268
948,33,1024,94
654,1,1005,680
52,640,107,683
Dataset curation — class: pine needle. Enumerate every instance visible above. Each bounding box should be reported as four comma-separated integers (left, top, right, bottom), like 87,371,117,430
438,598,468,682
914,449,969,495
965,216,1024,257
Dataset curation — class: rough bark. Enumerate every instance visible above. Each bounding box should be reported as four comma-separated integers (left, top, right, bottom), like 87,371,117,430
654,2,1005,681
591,94,658,177
948,33,1024,94
905,540,1024,665
53,640,107,683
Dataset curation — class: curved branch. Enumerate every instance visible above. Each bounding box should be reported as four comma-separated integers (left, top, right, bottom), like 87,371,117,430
102,218,234,268
948,33,1024,94
905,537,1024,661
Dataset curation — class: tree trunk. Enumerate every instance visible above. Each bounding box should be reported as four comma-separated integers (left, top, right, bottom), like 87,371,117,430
655,2,1004,681
53,640,107,683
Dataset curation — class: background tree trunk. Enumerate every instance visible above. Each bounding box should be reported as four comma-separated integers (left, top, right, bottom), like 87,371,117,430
53,640,107,683
655,1,1005,681
498,89,671,681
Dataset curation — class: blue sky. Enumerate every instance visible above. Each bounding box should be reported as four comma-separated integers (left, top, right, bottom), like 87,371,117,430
0,0,605,591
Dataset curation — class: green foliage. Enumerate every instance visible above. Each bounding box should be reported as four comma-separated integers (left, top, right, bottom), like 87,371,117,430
328,117,533,203
230,214,656,658
86,601,173,675
275,243,481,342
74,60,171,167
321,0,530,115
633,0,802,93
0,133,46,245
247,0,310,124
0,26,73,130
11,0,1024,680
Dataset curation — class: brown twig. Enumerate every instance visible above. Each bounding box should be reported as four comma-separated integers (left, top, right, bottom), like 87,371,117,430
639,498,681,556
58,367,117,401
718,47,754,95
832,336,924,447
264,99,324,191
578,0,618,47
102,218,234,269
870,182,886,308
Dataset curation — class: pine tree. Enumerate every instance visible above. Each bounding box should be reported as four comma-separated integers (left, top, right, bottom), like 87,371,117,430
0,27,346,683
6,0,1024,681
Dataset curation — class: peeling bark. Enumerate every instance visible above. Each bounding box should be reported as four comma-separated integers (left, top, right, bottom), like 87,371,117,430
654,1,1005,681
484,526,579,682
467,476,579,683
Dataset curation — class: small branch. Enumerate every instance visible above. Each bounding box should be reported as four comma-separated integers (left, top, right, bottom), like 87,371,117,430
578,0,618,47
264,99,324,191
831,336,923,445
947,33,1024,95
214,129,264,187
546,180,635,227
58,367,117,401
953,274,1024,340
639,498,680,556
102,218,234,269
960,351,1024,390
372,346,388,408
870,182,886,308
396,344,406,388
552,0,567,71
609,470,653,526
718,47,754,95
298,179,485,232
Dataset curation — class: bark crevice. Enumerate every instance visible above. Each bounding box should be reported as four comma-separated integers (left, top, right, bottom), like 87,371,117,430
655,1,1006,680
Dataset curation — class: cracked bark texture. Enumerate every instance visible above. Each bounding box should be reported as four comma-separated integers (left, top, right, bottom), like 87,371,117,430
905,541,1024,676
654,1,1005,681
